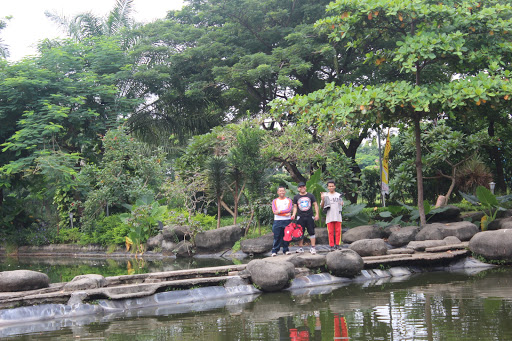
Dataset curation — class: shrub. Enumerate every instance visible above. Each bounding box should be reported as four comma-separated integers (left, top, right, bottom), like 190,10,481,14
81,214,130,246
56,228,83,244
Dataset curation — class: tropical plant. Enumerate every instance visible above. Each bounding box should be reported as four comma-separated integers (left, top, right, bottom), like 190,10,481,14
460,186,512,230
120,196,166,256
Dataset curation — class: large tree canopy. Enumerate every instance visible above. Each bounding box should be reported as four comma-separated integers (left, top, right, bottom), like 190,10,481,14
272,0,512,224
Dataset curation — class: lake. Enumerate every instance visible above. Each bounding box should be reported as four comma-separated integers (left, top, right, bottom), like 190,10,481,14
0,255,511,340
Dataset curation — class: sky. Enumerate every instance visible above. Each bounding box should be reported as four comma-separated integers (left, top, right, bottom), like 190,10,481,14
1,0,185,61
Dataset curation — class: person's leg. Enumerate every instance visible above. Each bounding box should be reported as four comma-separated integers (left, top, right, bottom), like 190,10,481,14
327,222,335,247
335,221,342,246
280,220,290,253
307,216,316,251
271,220,282,254
297,216,304,247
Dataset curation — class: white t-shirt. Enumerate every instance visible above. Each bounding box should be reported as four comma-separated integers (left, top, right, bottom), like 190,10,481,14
273,197,293,221
324,192,343,223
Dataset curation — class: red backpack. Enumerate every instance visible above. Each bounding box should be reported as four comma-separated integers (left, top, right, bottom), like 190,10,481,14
283,221,303,242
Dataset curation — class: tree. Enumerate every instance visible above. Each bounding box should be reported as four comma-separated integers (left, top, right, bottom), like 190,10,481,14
272,0,512,225
0,17,10,59
45,0,137,41
206,156,228,229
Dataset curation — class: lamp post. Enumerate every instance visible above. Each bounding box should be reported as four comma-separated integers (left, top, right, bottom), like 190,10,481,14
489,182,496,194
69,212,74,229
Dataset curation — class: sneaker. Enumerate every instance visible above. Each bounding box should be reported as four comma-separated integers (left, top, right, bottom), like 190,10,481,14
310,247,316,255
271,253,277,257
296,248,304,253
285,251,292,255
335,245,340,250
330,246,335,252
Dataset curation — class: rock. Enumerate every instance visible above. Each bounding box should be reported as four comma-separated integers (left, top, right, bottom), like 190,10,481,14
388,226,420,247
64,274,106,291
195,225,243,253
146,234,163,250
0,270,50,292
174,241,194,258
161,240,178,254
469,230,512,261
426,205,461,222
443,236,461,244
383,225,402,238
246,259,295,292
416,221,479,241
349,239,388,256
162,224,193,242
287,254,326,268
325,249,364,277
314,228,330,245
240,233,273,254
487,217,512,230
387,248,415,255
407,240,446,251
461,212,485,223
342,225,386,244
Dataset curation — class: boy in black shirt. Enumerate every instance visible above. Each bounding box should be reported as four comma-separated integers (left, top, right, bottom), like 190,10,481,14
291,182,320,254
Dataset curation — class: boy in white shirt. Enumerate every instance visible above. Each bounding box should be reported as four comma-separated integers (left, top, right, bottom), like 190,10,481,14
320,180,344,251
271,186,293,256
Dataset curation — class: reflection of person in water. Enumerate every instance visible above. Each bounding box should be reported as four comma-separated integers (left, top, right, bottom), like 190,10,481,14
289,312,321,341
334,314,349,340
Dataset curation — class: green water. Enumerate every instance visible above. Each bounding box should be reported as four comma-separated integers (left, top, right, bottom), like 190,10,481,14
2,263,512,340
0,256,240,282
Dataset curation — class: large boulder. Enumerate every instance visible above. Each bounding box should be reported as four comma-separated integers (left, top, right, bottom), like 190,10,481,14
407,240,446,251
246,259,295,292
161,240,178,255
487,217,512,230
174,240,194,258
383,225,402,238
146,233,163,250
287,254,326,268
64,274,106,291
342,225,386,244
195,225,244,253
349,239,388,257
162,225,193,242
0,270,50,292
325,249,364,277
415,222,478,241
426,205,461,222
469,230,512,261
314,228,329,245
241,233,273,254
388,226,420,247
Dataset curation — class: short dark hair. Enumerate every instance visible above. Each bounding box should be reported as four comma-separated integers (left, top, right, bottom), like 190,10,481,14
327,180,335,185
278,185,286,190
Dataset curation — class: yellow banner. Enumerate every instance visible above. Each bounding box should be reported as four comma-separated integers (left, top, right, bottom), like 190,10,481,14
382,130,391,194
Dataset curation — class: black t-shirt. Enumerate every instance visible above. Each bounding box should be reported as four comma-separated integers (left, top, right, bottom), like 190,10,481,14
293,193,316,217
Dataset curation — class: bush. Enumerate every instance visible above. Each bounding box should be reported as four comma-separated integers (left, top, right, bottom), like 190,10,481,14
81,214,130,246
21,223,58,246
56,228,83,244
162,208,217,230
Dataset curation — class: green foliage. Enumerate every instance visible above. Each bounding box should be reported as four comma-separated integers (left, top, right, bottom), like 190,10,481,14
460,186,512,229
56,228,83,244
161,209,217,231
120,196,167,254
80,214,129,246
80,126,167,228
360,166,380,206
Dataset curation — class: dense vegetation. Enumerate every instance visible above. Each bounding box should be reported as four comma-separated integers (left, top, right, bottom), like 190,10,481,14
0,0,511,248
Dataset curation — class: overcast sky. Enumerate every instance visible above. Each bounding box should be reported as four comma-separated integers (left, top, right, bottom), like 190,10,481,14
1,0,184,61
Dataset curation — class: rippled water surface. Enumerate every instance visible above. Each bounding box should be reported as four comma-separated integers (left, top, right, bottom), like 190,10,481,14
2,261,512,340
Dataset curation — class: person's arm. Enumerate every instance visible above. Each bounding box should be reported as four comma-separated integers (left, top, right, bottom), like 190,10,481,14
313,201,319,221
271,199,279,214
320,192,325,208
291,204,297,220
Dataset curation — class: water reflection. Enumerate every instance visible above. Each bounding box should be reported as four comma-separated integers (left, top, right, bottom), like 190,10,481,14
2,267,512,340
0,256,239,282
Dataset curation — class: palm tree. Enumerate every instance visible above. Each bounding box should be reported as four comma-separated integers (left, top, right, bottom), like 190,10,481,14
45,0,136,41
0,18,10,58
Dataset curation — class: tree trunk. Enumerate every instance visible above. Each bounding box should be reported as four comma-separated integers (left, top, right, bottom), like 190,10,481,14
216,196,221,229
282,160,307,183
414,115,426,226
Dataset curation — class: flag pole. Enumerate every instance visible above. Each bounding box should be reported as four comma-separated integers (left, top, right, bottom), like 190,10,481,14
377,128,385,207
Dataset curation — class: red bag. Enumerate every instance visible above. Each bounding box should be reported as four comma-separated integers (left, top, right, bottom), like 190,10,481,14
283,221,303,242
